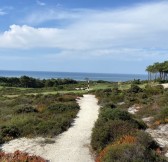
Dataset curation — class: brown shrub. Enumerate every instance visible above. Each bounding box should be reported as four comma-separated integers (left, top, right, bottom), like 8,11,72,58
0,150,47,162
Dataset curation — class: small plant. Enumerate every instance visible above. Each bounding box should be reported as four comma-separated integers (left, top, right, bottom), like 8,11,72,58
0,126,20,141
128,84,143,93
0,150,47,162
16,105,38,114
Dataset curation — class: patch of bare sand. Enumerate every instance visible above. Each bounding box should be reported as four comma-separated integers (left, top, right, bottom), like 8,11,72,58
128,104,141,114
1,94,100,162
146,124,168,158
127,104,168,158
161,83,168,89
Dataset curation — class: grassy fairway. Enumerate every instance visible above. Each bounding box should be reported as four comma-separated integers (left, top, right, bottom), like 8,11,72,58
91,83,113,90
1,81,148,98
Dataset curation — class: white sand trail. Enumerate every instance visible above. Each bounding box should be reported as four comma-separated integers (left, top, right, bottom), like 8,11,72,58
1,94,100,162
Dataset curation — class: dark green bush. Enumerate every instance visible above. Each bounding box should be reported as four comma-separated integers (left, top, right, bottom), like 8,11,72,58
104,102,116,109
91,119,142,152
135,131,159,150
48,103,79,112
144,85,164,95
128,84,143,93
0,93,80,143
100,108,132,121
102,143,166,162
103,89,112,93
0,134,4,144
16,105,38,114
132,79,141,84
102,143,145,162
155,106,168,122
0,126,20,139
160,106,168,119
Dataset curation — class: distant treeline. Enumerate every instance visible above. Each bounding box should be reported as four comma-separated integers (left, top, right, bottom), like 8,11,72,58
146,61,168,81
0,76,78,88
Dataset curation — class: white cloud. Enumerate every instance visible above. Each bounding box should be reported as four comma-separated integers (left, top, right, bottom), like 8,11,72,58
36,0,46,6
0,9,7,15
0,2,168,61
23,8,92,25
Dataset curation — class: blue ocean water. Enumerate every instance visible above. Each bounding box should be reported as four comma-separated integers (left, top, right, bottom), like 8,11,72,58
0,70,148,82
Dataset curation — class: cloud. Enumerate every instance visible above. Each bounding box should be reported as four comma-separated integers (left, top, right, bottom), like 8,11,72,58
23,8,92,25
0,9,7,16
0,1,168,61
36,0,46,6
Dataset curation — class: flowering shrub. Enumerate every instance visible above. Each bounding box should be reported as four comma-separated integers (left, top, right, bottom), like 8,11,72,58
96,135,136,162
0,150,47,162
115,135,136,145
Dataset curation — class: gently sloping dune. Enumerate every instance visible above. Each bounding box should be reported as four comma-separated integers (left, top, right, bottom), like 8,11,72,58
1,94,100,162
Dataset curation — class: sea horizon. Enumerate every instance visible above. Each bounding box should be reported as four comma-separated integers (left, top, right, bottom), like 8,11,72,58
0,70,148,82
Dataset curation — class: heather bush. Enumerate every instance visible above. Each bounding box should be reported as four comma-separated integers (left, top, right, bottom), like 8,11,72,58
93,81,167,162
0,93,80,143
0,126,20,142
144,85,164,96
16,105,38,114
100,143,166,162
0,150,47,162
47,102,79,112
100,108,132,121
91,118,146,152
128,84,143,93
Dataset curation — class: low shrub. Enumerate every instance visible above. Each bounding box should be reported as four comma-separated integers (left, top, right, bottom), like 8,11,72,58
47,103,79,112
103,102,116,109
0,150,47,162
144,85,164,95
103,89,112,93
16,105,38,114
100,108,132,121
154,106,168,124
128,84,143,93
98,143,166,162
91,119,142,152
0,93,80,143
160,106,168,120
0,126,20,142
135,131,159,150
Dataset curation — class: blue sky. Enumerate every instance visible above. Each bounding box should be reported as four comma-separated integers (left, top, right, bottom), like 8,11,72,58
0,0,168,74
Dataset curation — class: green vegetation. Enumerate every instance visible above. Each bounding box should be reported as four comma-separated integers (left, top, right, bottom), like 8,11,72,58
1,75,168,161
0,76,77,88
0,93,81,144
146,61,168,82
92,81,168,162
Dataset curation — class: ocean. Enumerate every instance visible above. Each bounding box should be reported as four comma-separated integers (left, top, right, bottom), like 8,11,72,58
0,70,148,82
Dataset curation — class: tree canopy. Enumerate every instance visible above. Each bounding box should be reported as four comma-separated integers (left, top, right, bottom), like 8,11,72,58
0,76,77,88
146,61,168,81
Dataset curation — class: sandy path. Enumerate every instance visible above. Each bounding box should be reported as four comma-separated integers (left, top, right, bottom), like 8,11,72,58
1,94,100,162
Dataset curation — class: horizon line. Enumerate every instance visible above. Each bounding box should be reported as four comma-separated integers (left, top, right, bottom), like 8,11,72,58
0,69,147,76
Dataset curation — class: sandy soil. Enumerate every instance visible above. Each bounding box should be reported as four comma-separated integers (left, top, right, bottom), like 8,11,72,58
146,124,168,158
161,83,168,89
1,94,100,162
128,104,141,114
128,105,168,158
